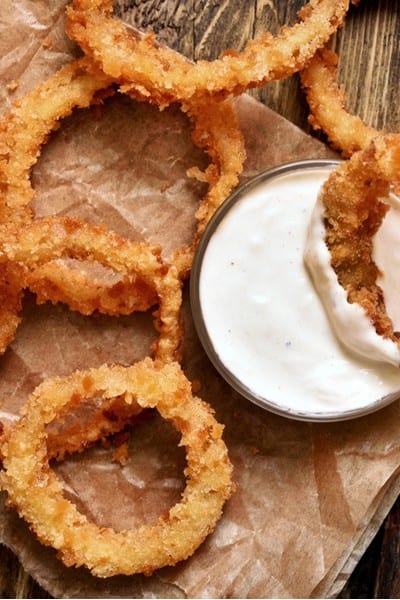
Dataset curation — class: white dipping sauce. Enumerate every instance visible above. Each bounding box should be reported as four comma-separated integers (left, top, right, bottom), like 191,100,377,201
195,164,400,420
373,193,400,332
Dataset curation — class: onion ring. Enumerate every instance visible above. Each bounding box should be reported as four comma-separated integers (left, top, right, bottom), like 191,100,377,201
0,57,112,225
0,53,244,323
300,48,379,157
0,358,234,577
0,215,183,459
0,216,183,364
172,96,245,278
23,261,157,316
66,0,351,104
0,56,158,325
320,134,400,341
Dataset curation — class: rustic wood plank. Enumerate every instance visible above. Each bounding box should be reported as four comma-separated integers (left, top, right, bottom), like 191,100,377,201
0,544,51,599
374,497,400,598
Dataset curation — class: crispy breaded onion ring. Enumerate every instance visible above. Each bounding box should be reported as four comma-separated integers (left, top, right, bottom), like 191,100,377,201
0,57,112,225
301,48,379,157
0,216,183,460
0,358,234,577
66,0,351,104
172,96,245,278
0,216,183,364
0,57,119,350
0,57,158,321
0,57,155,330
320,134,400,342
0,54,244,309
23,261,157,316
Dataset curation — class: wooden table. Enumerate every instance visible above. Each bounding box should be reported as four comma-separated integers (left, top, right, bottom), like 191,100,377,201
1,0,399,597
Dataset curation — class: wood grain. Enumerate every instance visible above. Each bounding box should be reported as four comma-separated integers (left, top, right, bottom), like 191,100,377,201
1,1,400,598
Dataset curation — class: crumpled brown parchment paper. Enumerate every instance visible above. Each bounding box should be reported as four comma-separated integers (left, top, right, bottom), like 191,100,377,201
1,2,400,598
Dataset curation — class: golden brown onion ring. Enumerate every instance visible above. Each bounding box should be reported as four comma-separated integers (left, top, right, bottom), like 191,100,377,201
0,216,183,364
24,260,157,316
0,56,158,322
0,55,244,305
0,57,112,226
300,48,379,157
172,96,245,279
0,216,183,460
321,134,400,341
0,358,234,576
66,0,350,104
0,57,115,350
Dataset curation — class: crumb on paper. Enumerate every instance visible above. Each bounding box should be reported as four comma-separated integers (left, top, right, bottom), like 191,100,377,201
191,378,202,393
7,80,19,92
187,165,207,182
112,442,129,466
42,37,53,49
160,181,173,193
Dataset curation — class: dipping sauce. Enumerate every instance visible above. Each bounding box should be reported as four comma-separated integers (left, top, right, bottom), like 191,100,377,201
373,193,400,333
191,161,400,421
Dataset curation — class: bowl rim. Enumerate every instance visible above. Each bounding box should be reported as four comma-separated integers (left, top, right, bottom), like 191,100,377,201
190,158,400,423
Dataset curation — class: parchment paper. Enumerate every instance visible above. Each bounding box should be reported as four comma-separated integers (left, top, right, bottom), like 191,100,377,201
1,2,400,598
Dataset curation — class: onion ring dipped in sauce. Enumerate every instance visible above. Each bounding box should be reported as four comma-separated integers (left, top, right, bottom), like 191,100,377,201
66,0,351,105
0,358,234,577
192,160,400,420
300,48,380,157
305,134,400,366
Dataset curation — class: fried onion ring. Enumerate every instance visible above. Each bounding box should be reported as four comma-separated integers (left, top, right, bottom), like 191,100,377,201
24,260,157,316
300,48,379,157
0,57,117,349
0,57,160,322
0,216,183,364
172,96,245,278
0,57,112,225
320,134,400,342
0,358,234,577
0,54,244,313
66,0,350,104
0,216,183,459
